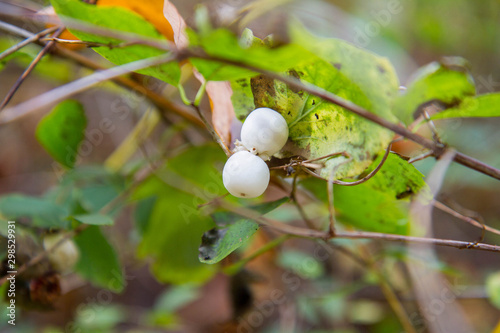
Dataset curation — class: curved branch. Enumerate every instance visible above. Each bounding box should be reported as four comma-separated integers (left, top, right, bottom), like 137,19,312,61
304,141,393,186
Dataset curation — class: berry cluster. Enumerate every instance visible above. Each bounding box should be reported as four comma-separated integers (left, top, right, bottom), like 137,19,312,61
223,108,289,198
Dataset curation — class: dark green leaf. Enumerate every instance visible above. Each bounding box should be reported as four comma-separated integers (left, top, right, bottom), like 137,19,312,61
199,220,258,264
199,197,289,264
130,144,227,284
302,154,429,234
36,100,87,168
50,0,180,85
134,183,217,284
79,184,120,213
431,93,500,119
134,196,157,236
74,226,124,292
0,194,69,229
73,214,114,225
394,57,476,124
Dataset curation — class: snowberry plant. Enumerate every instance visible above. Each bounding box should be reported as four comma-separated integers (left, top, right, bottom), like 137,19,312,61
223,108,289,198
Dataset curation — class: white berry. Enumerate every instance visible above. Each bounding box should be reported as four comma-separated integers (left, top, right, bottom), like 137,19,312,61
43,233,80,274
223,151,270,198
240,108,289,160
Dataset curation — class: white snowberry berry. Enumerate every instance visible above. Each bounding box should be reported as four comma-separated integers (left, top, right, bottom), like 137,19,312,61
43,233,80,274
223,150,270,198
240,108,289,160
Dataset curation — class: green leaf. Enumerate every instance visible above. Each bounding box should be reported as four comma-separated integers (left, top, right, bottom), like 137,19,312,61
431,93,500,119
394,58,476,125
302,154,429,234
50,0,180,85
130,144,227,284
278,250,324,279
232,24,398,179
486,272,500,309
75,304,125,330
199,197,289,264
189,27,315,81
36,100,87,169
134,183,217,284
0,194,69,229
79,184,121,213
73,214,114,225
199,220,259,264
154,285,199,312
134,196,157,236
74,226,124,292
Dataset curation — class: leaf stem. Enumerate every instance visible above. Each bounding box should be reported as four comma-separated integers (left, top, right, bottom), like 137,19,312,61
194,80,207,106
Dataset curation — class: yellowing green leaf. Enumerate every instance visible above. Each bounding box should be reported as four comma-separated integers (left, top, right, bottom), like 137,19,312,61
232,24,399,179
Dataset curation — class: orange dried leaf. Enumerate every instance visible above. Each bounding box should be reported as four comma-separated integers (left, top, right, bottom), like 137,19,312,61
97,0,175,41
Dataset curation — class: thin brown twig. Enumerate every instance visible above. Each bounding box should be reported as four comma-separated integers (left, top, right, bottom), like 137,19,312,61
327,167,337,236
213,198,500,253
52,45,203,127
307,141,393,186
18,13,173,51
433,200,496,236
270,151,349,171
41,37,140,49
0,21,36,39
0,22,202,127
422,109,442,144
0,26,65,110
357,245,418,333
408,150,433,164
0,26,58,61
290,173,317,230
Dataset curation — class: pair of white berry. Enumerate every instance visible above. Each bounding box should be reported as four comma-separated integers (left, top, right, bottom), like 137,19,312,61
223,108,289,198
